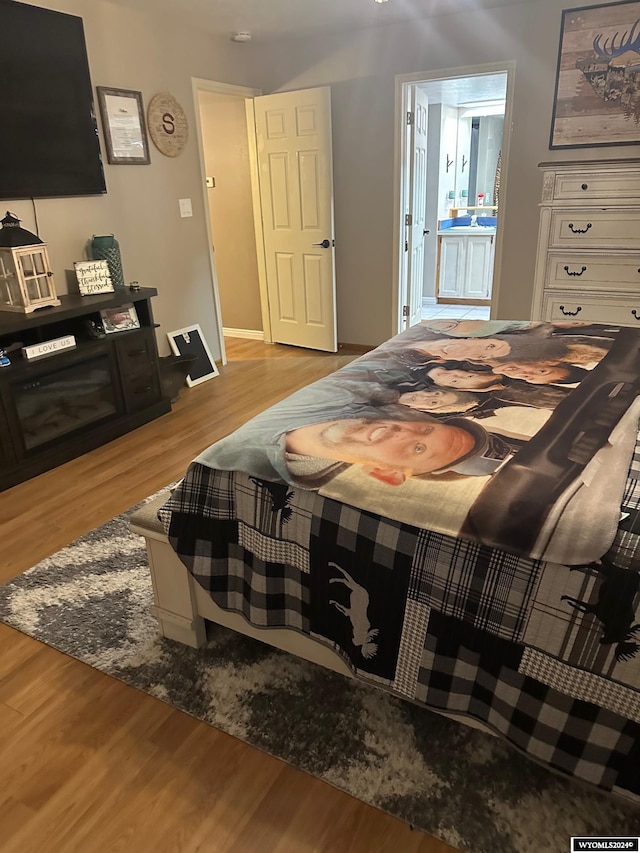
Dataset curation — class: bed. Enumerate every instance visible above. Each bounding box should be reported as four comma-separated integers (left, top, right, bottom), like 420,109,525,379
141,319,640,805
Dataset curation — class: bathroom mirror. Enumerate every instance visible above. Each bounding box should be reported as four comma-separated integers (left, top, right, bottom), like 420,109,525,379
457,111,504,209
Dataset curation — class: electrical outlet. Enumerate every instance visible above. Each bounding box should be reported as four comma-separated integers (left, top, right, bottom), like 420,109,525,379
205,176,215,188
179,198,193,218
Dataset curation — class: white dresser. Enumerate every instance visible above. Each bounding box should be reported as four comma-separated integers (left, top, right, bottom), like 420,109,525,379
531,160,640,324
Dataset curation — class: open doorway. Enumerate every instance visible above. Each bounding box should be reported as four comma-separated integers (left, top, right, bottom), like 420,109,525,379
394,62,515,333
192,78,265,364
193,79,339,360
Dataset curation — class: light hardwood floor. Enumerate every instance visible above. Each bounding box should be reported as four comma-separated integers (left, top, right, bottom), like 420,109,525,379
0,338,456,853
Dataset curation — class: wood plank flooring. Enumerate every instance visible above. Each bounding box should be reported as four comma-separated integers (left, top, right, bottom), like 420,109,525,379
0,338,456,853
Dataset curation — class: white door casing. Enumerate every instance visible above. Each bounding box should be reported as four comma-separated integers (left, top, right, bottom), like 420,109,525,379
394,63,515,335
253,87,337,352
405,87,429,329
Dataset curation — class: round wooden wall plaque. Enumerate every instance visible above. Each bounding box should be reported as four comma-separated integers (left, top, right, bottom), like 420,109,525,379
147,92,188,157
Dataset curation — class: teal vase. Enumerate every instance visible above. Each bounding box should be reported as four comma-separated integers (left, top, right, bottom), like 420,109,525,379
90,234,125,289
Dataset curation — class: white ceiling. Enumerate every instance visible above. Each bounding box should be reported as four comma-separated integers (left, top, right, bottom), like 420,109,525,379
418,72,508,107
112,0,530,42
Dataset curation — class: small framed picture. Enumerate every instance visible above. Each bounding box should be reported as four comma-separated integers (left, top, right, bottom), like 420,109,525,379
167,324,219,386
74,260,114,296
96,86,151,165
100,303,140,334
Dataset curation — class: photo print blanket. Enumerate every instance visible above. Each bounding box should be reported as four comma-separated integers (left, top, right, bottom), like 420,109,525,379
175,319,640,565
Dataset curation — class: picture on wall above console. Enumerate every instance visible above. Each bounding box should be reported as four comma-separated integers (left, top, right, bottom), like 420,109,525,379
100,304,140,334
97,87,150,165
74,260,114,296
550,0,640,148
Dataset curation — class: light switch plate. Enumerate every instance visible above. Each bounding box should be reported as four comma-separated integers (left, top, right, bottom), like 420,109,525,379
179,198,193,218
205,176,215,188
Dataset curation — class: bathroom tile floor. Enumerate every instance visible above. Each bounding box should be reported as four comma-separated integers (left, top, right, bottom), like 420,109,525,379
421,303,491,321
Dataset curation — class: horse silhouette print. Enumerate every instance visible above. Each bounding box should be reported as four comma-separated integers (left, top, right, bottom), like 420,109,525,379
328,563,380,660
561,557,640,662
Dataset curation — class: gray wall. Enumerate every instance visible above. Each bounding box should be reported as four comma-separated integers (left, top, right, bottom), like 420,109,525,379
245,0,640,345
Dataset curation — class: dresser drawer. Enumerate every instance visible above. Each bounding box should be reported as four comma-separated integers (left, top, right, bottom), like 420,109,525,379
549,211,640,250
552,170,640,203
545,253,640,292
542,294,640,326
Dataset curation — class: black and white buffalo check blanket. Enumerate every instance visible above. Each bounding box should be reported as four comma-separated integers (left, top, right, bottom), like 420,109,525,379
161,444,640,805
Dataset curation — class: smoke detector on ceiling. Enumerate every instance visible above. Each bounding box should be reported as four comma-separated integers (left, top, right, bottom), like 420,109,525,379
231,31,252,42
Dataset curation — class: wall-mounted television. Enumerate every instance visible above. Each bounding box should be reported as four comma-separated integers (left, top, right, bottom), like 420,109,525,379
0,0,107,200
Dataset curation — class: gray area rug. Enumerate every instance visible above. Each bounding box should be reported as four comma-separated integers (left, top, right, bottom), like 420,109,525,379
1,499,639,853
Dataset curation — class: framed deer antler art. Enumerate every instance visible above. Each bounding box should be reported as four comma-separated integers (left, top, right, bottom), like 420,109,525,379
550,0,640,148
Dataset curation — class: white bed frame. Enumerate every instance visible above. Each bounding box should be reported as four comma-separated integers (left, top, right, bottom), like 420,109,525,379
129,491,493,735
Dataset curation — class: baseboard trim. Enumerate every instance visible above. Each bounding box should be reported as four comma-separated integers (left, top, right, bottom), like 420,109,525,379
436,299,491,306
338,342,375,353
422,296,437,306
222,327,264,341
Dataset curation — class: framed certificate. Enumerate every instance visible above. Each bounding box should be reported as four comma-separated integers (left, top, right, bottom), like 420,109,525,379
96,87,150,165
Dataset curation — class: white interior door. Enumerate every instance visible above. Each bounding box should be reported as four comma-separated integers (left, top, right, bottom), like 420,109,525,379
253,87,337,352
405,87,429,328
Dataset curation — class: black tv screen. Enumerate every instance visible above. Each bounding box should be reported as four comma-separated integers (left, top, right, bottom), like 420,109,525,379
0,0,106,200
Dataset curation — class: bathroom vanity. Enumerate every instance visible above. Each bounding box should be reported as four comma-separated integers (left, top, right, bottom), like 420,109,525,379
436,224,496,301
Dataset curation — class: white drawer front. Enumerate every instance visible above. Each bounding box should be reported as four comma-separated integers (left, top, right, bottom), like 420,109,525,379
553,171,640,203
546,253,640,292
549,211,640,250
542,295,640,326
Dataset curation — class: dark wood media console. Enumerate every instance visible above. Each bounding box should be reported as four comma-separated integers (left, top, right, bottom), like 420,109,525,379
0,287,171,491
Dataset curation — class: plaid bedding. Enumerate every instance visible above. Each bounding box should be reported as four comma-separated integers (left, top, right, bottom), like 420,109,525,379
161,445,640,805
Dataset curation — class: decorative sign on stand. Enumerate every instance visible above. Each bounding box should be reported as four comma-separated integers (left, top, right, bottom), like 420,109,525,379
74,260,114,296
22,335,76,361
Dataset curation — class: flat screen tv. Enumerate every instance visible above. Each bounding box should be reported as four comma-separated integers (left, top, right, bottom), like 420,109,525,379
0,0,107,200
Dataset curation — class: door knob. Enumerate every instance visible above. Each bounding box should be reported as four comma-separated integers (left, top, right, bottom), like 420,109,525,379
312,239,332,249
423,229,430,236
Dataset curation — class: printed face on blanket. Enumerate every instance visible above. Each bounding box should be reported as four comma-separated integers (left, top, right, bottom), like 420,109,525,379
195,320,635,490
284,415,507,485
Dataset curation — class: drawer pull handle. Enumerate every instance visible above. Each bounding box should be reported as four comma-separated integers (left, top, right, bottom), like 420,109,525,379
581,183,588,191
127,349,146,356
564,265,587,276
632,310,640,321
559,305,582,316
568,222,592,234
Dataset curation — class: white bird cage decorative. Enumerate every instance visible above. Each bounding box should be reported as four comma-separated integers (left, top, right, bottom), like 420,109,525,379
0,211,60,313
